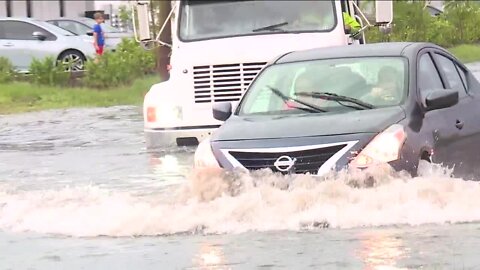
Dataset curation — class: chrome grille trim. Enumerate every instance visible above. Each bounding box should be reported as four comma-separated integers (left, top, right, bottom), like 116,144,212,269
193,62,267,104
220,141,358,176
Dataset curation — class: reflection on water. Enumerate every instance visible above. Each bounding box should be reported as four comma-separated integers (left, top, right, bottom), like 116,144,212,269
149,154,181,174
356,231,409,270
147,149,196,187
191,243,231,270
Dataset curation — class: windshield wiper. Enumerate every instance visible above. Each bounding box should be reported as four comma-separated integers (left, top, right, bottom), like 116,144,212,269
253,22,288,33
296,92,375,110
266,86,327,113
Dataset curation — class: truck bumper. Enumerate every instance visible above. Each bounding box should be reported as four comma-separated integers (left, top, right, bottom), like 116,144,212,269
145,126,219,149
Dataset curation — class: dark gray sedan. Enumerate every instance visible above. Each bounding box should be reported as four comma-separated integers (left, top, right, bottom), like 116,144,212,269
194,42,480,178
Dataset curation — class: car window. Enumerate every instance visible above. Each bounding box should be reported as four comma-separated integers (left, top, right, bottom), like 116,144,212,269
56,20,91,35
57,21,79,34
455,64,468,91
435,53,467,96
0,22,5,39
418,53,443,92
34,20,74,36
1,21,55,40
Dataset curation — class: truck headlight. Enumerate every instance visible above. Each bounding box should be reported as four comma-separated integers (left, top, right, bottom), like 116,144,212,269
194,137,221,168
146,105,182,125
351,124,406,168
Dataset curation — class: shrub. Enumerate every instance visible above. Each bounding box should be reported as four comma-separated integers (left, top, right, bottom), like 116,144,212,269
443,1,480,45
29,57,70,86
84,38,155,89
84,51,130,88
0,57,15,83
366,0,480,48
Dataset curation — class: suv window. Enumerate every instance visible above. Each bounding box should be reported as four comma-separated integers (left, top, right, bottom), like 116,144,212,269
1,21,54,40
418,53,444,92
435,53,467,96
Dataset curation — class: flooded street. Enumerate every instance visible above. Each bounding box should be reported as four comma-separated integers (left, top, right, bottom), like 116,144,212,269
1,63,480,270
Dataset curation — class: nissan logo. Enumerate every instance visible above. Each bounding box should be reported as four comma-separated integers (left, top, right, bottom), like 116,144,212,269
274,155,297,172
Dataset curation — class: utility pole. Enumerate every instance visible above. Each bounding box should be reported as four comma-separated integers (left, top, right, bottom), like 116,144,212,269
155,0,171,80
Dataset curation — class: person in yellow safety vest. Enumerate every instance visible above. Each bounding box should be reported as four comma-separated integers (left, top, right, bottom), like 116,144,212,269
343,12,362,37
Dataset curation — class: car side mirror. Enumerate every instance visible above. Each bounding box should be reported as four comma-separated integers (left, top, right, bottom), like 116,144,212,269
424,89,459,111
32,31,47,41
86,31,94,36
212,102,232,121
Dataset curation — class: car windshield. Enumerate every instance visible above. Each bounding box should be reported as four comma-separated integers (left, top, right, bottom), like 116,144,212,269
78,18,121,33
179,0,337,41
34,20,75,36
238,57,408,116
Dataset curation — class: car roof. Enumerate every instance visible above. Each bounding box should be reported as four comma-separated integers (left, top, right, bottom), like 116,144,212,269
0,17,78,35
47,17,91,21
0,17,38,22
275,42,446,64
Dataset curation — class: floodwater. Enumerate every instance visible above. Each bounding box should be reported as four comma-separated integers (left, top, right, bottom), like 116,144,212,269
1,63,480,270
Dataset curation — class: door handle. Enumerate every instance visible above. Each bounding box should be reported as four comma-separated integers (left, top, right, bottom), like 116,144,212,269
455,119,464,130
2,43,13,47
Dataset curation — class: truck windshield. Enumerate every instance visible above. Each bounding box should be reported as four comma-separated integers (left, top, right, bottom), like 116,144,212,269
179,0,337,41
237,57,408,116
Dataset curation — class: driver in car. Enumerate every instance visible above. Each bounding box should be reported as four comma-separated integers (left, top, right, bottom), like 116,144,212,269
365,66,402,105
291,69,323,107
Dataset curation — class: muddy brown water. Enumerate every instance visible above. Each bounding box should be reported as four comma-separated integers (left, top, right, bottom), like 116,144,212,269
1,63,480,269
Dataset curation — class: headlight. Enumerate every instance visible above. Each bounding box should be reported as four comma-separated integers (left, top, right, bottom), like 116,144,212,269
194,137,221,168
146,105,182,125
350,124,406,168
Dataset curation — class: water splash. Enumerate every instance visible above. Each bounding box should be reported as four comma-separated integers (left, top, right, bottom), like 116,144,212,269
1,162,480,237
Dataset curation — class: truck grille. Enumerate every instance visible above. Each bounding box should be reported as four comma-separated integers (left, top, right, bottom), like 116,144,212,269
228,144,347,175
193,62,267,104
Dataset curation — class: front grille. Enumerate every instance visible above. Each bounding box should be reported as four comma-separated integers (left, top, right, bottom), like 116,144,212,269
228,144,347,175
193,62,267,103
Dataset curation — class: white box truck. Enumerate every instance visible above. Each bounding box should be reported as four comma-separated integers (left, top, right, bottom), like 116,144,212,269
132,0,393,149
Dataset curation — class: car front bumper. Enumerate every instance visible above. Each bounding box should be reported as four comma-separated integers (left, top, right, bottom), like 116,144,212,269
210,133,418,177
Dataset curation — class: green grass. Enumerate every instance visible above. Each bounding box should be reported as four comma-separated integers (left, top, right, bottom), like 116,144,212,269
0,76,160,114
448,44,480,63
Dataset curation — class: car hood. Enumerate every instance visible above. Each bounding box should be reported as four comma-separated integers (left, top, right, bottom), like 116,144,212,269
212,106,406,141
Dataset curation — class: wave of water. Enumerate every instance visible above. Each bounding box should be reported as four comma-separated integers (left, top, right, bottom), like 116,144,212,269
1,162,480,237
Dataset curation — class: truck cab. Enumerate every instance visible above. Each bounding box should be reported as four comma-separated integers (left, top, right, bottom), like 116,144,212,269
136,0,393,149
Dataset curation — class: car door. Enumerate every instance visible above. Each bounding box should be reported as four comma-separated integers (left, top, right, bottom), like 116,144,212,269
0,21,16,66
432,51,480,178
416,51,462,173
1,20,57,71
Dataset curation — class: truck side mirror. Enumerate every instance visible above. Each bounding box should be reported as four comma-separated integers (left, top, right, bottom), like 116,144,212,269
375,0,393,25
135,2,152,41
